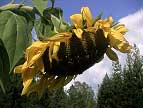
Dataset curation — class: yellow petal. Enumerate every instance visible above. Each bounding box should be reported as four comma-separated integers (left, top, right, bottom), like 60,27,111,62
114,42,132,53
26,41,49,66
14,65,23,73
26,76,47,98
52,42,60,61
70,14,82,28
21,65,37,95
103,30,109,38
73,28,83,39
109,30,132,53
47,32,72,42
106,48,118,61
81,7,93,27
36,57,45,73
104,16,113,26
14,62,28,73
113,24,128,34
49,42,54,64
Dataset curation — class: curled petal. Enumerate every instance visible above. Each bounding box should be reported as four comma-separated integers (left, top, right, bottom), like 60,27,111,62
21,65,37,95
14,62,28,73
26,41,49,66
52,42,61,61
70,14,82,28
47,32,72,42
73,28,83,39
109,30,132,53
81,7,93,27
14,65,23,73
113,24,128,34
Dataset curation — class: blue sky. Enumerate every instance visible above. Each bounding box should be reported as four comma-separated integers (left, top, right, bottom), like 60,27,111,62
0,0,143,21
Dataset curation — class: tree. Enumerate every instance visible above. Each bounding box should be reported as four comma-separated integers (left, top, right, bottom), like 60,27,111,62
96,73,113,108
67,81,96,108
96,46,143,108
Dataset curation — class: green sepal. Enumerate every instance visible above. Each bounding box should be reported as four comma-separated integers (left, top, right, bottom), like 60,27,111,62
106,48,118,61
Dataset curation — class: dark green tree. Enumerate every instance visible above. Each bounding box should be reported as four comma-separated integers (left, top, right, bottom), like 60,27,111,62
67,81,96,108
97,45,143,108
96,73,113,108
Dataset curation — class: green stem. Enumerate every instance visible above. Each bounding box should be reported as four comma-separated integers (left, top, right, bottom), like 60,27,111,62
0,4,33,12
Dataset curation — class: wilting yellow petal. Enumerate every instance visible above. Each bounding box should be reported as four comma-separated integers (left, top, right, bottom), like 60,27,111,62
70,14,82,28
73,28,83,39
26,76,47,98
109,30,132,53
47,32,72,42
103,30,109,38
36,57,45,73
113,24,128,34
106,48,118,61
14,62,28,73
114,42,132,53
49,42,54,65
21,66,37,95
52,42,60,61
14,65,23,73
26,41,49,66
81,7,93,27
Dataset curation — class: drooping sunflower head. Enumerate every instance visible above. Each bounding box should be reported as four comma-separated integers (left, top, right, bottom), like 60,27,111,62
14,6,132,97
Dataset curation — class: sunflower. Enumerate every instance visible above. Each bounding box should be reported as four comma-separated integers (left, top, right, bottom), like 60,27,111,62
14,7,132,97
71,7,132,61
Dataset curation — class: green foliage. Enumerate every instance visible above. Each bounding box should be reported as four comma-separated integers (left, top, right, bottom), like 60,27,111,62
0,76,96,108
30,0,48,15
0,11,32,73
67,81,96,108
0,39,10,93
96,46,143,108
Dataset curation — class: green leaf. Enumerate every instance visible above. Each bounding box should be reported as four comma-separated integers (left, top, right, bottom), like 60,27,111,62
31,0,48,15
43,7,63,19
106,48,118,61
34,19,56,39
0,11,32,73
0,39,10,93
51,15,69,32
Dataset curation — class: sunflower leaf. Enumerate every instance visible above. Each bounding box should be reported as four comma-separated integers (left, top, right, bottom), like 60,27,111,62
0,39,10,93
30,0,48,15
0,11,32,73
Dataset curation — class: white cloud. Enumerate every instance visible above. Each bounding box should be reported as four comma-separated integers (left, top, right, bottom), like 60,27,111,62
119,9,143,55
65,8,143,93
